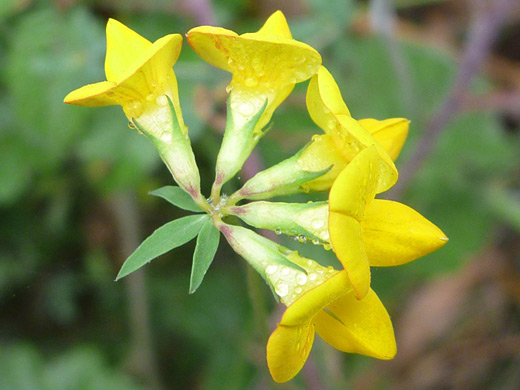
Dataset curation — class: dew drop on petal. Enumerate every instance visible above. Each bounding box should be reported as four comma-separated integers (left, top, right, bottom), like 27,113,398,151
238,102,254,116
156,95,168,106
296,274,307,285
226,85,233,93
244,77,258,88
312,220,324,230
146,93,155,101
281,267,290,276
266,265,278,275
275,282,289,297
312,238,320,245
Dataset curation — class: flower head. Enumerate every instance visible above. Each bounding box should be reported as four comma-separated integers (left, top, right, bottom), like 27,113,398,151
299,66,407,193
265,252,395,383
328,146,448,299
64,19,186,132
64,19,203,202
187,11,321,133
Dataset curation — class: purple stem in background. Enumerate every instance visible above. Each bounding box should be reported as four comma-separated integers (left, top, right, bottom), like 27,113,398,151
388,0,515,200
180,0,216,25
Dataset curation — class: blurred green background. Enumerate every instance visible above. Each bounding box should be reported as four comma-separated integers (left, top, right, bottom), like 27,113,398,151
1,0,520,389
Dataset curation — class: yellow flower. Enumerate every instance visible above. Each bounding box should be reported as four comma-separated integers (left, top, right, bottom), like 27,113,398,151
328,146,448,299
64,19,204,204
299,66,408,193
186,10,321,134
265,253,395,383
64,18,186,134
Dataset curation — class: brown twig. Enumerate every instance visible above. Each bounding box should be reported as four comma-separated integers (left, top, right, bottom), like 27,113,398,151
109,193,163,390
388,0,515,200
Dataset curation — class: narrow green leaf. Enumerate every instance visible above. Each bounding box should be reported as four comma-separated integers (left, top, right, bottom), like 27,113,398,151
116,214,208,280
189,219,220,294
149,186,203,212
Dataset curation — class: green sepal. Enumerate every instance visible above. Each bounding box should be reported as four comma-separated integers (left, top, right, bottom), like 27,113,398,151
213,97,268,189
229,144,332,202
220,224,306,284
229,200,330,243
116,214,208,280
189,218,220,294
131,96,202,201
150,185,204,213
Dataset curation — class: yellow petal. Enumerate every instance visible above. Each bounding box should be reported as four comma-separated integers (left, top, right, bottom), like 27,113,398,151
187,26,320,92
314,288,396,359
328,212,370,299
105,18,152,82
306,66,350,132
297,134,347,191
328,146,380,220
362,199,449,266
336,116,398,193
65,33,183,114
359,118,409,161
257,10,292,38
280,271,351,326
64,81,117,107
267,322,315,383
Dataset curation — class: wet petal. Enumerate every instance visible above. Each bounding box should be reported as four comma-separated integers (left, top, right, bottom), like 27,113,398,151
267,322,314,383
328,212,370,299
314,288,396,359
359,118,409,161
105,18,152,82
306,66,350,131
362,199,449,266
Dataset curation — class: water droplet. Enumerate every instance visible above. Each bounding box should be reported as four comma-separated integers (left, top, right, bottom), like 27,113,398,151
323,244,331,251
312,238,320,245
161,133,172,142
327,119,336,130
151,81,158,89
275,229,282,235
295,287,302,294
238,102,254,116
266,265,278,275
251,57,262,71
307,260,313,266
297,235,307,243
125,100,143,118
128,121,136,129
146,93,155,101
312,220,324,230
227,57,235,68
244,77,258,88
309,273,317,281
156,95,168,106
237,63,245,71
275,282,289,297
296,274,307,285
280,267,290,276
226,85,233,93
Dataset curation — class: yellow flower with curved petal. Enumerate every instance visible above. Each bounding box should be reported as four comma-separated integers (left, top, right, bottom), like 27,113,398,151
299,66,408,193
64,18,186,133
328,146,448,299
186,10,321,134
266,256,395,383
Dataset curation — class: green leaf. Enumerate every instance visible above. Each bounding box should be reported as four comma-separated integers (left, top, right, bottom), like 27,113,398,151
116,215,208,280
149,186,204,212
189,220,220,294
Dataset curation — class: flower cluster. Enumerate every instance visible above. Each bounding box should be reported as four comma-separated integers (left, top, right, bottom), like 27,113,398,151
65,12,448,383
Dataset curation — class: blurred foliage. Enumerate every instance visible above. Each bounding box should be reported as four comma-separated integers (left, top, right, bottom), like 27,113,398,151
1,0,519,389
